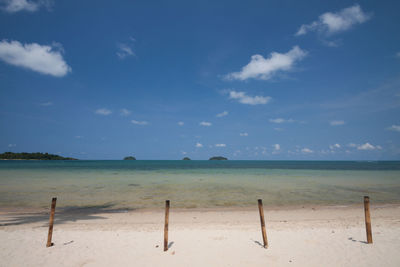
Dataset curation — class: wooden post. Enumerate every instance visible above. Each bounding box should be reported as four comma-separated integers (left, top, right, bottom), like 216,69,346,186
46,197,57,247
257,199,268,248
164,200,170,251
364,196,373,244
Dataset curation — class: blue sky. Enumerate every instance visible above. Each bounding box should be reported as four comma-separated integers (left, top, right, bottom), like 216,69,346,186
1,0,400,160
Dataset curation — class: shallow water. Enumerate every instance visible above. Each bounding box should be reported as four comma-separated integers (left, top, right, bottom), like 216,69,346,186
0,160,399,209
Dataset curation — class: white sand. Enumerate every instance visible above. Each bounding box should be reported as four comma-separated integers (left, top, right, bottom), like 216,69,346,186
1,204,400,267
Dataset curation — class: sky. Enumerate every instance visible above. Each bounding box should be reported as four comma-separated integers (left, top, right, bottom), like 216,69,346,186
0,0,400,160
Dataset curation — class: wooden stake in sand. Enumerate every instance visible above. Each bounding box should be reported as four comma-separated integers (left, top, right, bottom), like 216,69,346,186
257,199,268,248
364,196,373,244
46,197,57,247
164,200,170,251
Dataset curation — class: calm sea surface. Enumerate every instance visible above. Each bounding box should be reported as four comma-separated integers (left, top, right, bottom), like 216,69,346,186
0,160,399,209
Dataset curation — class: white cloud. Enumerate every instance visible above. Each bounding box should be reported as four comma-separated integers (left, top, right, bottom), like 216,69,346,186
216,111,228,117
330,120,345,126
225,46,307,81
239,132,248,136
396,52,400,58
95,108,112,115
301,148,313,154
269,118,294,124
116,42,135,59
0,40,71,77
195,142,203,148
177,121,184,126
120,108,131,116
215,144,226,147
387,125,400,132
131,120,148,125
1,0,40,13
8,143,16,147
273,144,280,150
296,4,371,36
181,151,187,155
357,142,382,151
329,143,341,150
274,127,283,131
75,136,83,139
199,121,212,126
39,101,53,106
229,91,271,105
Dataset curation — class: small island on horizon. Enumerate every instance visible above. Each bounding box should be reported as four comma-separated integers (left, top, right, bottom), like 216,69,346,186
0,152,77,160
123,156,136,160
209,156,228,160
182,157,191,160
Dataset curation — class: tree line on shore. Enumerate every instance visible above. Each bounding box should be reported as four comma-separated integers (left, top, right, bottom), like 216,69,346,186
0,152,227,161
0,152,77,160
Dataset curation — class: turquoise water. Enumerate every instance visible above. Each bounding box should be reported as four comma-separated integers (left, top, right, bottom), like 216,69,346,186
0,160,399,209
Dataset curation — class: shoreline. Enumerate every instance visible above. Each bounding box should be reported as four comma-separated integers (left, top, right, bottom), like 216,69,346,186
1,201,400,214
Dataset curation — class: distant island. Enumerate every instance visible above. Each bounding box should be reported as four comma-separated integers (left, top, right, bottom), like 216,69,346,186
123,156,136,160
0,152,77,160
209,156,228,160
182,157,191,160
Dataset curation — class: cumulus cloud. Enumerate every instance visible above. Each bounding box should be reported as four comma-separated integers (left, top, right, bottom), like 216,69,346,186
273,144,280,150
8,143,16,147
195,142,203,148
387,125,400,132
239,132,248,136
269,118,294,124
120,108,131,116
95,108,112,115
301,148,313,153
216,111,228,117
0,0,52,13
296,4,371,36
177,121,184,126
199,121,212,126
330,120,345,126
225,46,307,81
229,91,271,105
329,143,341,150
0,40,71,77
357,142,382,151
215,143,226,147
131,120,148,125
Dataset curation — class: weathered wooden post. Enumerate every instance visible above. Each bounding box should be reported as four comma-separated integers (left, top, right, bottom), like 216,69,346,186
257,199,268,248
364,196,373,244
164,200,170,251
46,197,57,247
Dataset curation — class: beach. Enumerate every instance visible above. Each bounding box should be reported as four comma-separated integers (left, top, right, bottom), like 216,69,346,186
1,160,400,266
2,0,399,265
1,204,400,267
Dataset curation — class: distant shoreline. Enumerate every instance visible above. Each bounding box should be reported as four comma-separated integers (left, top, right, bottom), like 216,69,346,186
0,152,77,161
0,159,76,161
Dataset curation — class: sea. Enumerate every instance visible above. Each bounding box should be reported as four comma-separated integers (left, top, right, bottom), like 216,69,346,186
0,160,399,210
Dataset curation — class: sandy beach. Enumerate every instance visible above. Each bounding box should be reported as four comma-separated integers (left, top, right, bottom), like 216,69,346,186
1,204,400,267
